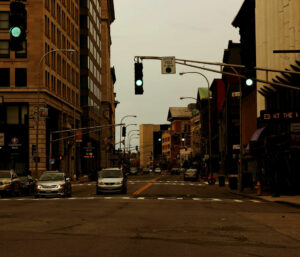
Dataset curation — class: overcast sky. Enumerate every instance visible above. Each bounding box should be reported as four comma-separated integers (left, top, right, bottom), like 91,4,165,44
111,0,244,145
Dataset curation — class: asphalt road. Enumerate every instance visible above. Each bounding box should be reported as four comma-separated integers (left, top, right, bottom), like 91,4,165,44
1,172,300,257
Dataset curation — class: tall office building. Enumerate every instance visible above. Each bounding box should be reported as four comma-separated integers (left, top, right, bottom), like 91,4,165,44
0,0,81,177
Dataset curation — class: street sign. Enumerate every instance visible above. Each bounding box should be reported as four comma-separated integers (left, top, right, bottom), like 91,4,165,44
75,129,82,143
161,56,176,74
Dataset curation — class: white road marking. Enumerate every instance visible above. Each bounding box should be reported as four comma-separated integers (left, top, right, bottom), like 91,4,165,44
192,198,201,201
157,198,165,200
122,197,131,199
212,198,222,201
104,197,112,199
176,197,183,200
137,197,145,200
234,199,243,202
250,200,261,203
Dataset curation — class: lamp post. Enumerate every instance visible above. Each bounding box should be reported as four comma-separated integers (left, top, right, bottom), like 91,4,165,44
119,115,137,152
127,129,139,150
35,48,76,178
128,134,140,153
179,71,212,178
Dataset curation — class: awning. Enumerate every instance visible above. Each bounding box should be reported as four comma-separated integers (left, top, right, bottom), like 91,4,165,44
250,127,266,142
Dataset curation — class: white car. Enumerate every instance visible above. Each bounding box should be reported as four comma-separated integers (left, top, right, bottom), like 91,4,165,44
154,168,161,174
97,168,127,194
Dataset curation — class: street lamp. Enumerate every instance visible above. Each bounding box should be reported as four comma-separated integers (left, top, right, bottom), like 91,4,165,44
128,134,140,152
119,115,137,151
35,48,76,178
179,71,212,178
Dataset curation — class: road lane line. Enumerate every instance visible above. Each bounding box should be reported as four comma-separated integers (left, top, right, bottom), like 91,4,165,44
193,198,200,201
137,197,145,200
234,199,243,202
157,197,165,200
212,198,222,201
250,200,261,203
104,197,112,199
133,175,161,195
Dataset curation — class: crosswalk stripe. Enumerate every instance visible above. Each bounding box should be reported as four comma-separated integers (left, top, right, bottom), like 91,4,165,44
234,199,243,202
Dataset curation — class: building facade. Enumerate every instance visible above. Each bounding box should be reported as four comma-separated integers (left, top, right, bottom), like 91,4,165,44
0,0,81,178
139,124,160,168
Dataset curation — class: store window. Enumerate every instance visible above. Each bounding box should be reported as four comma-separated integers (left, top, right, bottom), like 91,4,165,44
6,106,19,124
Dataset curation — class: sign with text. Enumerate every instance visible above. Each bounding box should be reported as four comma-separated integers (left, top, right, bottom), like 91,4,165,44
161,56,176,74
83,142,95,159
75,129,82,143
261,111,300,121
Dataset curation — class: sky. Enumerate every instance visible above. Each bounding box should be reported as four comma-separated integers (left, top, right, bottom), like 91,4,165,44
111,0,244,146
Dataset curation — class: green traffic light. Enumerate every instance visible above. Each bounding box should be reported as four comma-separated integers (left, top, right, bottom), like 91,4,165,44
246,78,254,86
10,27,21,38
136,79,143,86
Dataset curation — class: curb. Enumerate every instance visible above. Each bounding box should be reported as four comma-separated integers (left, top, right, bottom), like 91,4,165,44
230,190,300,208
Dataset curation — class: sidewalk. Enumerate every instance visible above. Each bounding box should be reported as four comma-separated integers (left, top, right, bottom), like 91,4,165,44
229,188,300,208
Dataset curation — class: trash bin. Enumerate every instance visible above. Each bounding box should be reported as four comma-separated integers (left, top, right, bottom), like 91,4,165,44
218,175,225,187
228,175,238,190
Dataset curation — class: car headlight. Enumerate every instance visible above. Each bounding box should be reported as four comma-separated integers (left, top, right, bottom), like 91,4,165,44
98,181,104,185
57,184,63,189
115,181,122,185
37,185,42,189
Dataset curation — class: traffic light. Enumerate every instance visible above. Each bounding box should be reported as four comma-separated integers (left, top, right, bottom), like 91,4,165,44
9,1,26,51
59,154,64,161
122,126,126,137
134,62,144,95
244,69,255,87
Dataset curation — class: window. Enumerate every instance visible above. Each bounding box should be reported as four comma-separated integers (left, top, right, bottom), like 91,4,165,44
6,106,19,124
0,40,9,58
0,68,9,87
15,41,27,58
0,12,9,29
15,68,27,87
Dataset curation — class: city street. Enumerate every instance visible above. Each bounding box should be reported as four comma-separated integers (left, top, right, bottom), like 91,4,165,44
1,173,300,257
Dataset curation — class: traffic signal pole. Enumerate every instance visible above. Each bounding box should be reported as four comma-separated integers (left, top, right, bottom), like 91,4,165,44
135,56,300,192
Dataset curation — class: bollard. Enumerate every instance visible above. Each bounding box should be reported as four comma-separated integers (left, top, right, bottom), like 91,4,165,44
255,181,262,196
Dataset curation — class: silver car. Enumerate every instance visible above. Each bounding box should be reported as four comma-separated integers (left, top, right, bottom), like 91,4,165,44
35,171,72,198
96,168,127,194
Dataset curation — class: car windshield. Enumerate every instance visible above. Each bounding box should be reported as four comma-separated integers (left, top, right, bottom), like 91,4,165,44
0,172,10,178
98,170,123,178
39,173,65,181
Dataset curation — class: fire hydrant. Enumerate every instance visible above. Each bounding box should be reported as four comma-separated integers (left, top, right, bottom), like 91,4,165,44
255,181,262,196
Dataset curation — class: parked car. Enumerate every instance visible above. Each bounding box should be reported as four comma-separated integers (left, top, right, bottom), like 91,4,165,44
96,168,127,194
0,170,22,196
154,167,161,174
19,175,36,195
35,171,72,198
129,167,138,175
171,167,180,175
183,169,199,181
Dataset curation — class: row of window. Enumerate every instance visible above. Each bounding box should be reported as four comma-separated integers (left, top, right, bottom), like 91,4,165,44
45,70,79,106
0,40,27,58
45,15,79,49
162,137,170,143
88,77,101,101
45,0,79,25
162,145,171,150
45,43,79,88
0,68,27,87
